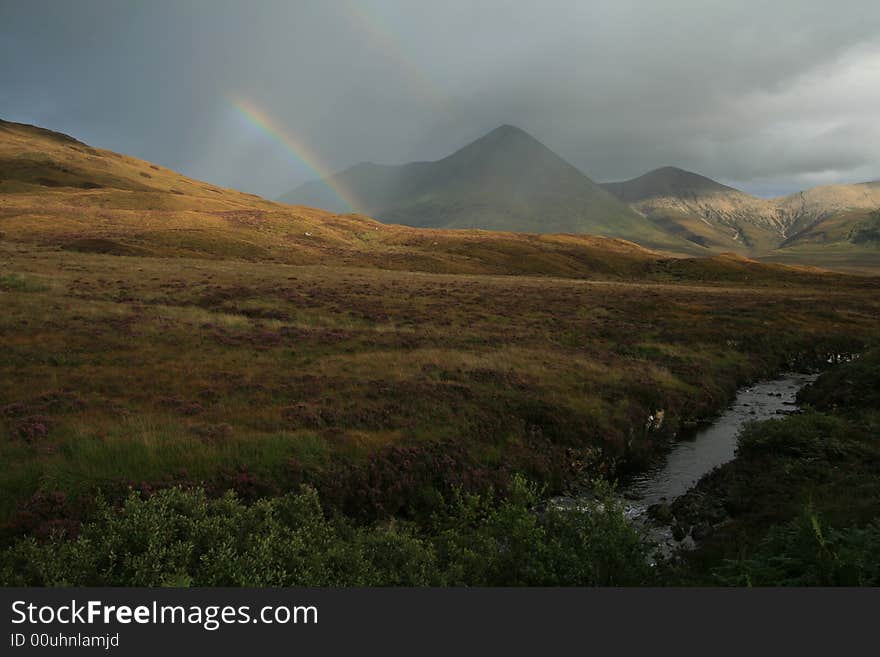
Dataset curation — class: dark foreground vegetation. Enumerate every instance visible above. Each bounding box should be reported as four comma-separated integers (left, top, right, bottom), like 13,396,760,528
0,477,651,586
670,349,880,585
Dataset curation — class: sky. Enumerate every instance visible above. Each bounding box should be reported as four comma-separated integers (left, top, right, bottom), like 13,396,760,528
2,0,879,200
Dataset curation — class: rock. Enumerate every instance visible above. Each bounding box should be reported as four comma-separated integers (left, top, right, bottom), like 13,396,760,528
692,522,713,541
648,502,674,524
678,535,697,551
672,522,689,541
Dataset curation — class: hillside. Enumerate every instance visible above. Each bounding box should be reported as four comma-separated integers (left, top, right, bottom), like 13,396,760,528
776,181,880,235
603,167,880,265
759,208,880,274
3,118,880,590
1,118,682,278
281,126,702,253
3,118,871,282
601,167,787,252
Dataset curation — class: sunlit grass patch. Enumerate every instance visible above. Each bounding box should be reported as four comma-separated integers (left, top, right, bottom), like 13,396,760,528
0,272,50,292
9,414,331,505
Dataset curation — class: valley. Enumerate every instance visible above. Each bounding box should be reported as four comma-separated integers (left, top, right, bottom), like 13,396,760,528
1,117,879,586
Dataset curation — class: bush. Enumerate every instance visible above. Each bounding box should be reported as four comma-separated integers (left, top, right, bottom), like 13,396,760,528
736,412,857,460
432,478,652,586
798,349,880,413
0,477,653,587
714,509,880,586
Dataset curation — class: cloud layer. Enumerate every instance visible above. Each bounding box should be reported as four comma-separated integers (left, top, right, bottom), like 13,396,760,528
2,0,879,198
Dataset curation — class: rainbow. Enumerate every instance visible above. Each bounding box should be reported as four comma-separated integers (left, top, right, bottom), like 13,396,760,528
228,97,361,213
340,0,449,112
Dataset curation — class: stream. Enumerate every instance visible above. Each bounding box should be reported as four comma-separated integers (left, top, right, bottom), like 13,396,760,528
623,371,819,509
551,371,819,555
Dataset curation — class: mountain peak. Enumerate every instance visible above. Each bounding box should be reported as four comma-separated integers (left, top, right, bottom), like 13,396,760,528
602,166,739,203
280,123,663,240
461,124,544,151
439,124,573,177
488,123,529,136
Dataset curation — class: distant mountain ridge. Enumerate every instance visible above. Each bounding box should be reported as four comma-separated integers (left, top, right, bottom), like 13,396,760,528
281,126,704,252
283,129,879,264
601,166,880,256
601,166,740,202
2,116,876,273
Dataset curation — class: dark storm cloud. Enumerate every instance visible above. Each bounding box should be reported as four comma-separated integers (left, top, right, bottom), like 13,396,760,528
2,0,879,198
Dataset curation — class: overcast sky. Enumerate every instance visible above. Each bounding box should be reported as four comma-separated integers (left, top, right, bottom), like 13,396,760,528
2,0,879,198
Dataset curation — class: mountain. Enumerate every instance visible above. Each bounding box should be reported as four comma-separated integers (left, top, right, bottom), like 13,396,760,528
281,126,701,252
775,180,880,235
3,117,873,276
601,166,740,203
601,167,786,251
763,205,880,274
602,167,880,263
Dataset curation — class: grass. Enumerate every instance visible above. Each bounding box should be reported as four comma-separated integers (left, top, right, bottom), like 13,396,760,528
759,243,880,275
0,272,49,292
1,239,878,531
2,117,880,572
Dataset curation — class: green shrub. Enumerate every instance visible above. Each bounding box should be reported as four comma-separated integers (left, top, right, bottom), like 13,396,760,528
736,412,857,460
714,508,880,586
0,477,653,586
798,349,880,413
432,478,652,586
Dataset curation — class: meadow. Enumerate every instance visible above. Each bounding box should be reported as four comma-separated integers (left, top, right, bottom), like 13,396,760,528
2,239,878,547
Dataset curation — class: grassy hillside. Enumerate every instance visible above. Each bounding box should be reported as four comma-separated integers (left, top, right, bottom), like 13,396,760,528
1,119,690,277
759,209,880,274
11,117,853,281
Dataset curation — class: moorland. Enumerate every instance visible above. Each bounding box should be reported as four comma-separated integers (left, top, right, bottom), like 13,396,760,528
1,118,878,585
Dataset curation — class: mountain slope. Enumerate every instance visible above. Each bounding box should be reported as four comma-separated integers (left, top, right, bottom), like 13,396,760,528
601,166,740,203
775,181,880,235
0,118,676,278
3,118,870,278
601,167,787,252
761,207,880,274
281,126,702,252
602,167,880,263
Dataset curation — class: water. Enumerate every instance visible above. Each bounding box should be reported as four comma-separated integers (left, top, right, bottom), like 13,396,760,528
624,371,818,509
549,371,819,555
